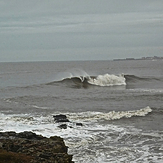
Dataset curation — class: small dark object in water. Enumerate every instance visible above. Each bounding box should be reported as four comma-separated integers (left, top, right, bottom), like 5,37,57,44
76,123,83,126
58,124,68,129
53,114,70,123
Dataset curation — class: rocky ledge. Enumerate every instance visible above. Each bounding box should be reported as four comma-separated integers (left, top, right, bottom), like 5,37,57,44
0,131,73,163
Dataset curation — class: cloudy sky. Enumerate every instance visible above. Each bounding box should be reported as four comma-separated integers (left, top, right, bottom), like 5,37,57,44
0,0,163,62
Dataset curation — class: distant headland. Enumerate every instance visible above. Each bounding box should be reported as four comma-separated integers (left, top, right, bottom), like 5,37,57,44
113,56,163,61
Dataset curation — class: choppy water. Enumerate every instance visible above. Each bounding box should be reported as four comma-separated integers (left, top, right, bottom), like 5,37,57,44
0,60,163,162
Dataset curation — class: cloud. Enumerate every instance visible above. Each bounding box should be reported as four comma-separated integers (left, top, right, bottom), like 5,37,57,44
0,0,163,62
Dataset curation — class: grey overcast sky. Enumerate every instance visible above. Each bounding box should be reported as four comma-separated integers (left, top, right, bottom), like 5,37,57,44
0,0,163,62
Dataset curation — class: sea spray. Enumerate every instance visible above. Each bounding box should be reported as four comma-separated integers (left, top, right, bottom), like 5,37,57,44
88,73,126,86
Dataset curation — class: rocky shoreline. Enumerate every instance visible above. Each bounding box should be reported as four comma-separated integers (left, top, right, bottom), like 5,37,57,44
0,131,74,163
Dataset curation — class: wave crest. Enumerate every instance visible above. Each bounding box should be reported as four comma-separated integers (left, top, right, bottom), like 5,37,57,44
51,70,126,87
88,74,126,86
92,106,152,120
68,106,152,121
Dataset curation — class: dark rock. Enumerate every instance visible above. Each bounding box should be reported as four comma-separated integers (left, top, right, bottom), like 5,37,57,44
0,149,33,163
39,153,52,159
0,131,74,163
76,123,83,126
53,114,70,123
53,115,84,129
58,124,68,129
18,131,43,140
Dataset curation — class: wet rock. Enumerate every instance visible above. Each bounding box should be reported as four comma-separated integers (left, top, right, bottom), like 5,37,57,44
53,114,70,123
0,149,33,163
0,131,73,163
58,124,68,129
53,114,84,129
18,131,43,140
76,123,83,126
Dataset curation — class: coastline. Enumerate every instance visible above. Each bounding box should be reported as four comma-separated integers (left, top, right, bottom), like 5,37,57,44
113,56,163,61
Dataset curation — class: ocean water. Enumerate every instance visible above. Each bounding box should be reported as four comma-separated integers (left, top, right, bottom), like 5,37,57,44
0,60,163,162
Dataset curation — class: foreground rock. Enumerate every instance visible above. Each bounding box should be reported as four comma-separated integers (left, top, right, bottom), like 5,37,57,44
0,131,73,163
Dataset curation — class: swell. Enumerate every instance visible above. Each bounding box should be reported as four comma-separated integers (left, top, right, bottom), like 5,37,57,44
47,74,126,87
47,73,162,87
125,75,162,83
6,73,162,89
46,77,91,88
151,107,163,114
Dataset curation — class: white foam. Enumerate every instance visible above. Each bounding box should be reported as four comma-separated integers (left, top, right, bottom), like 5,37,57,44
1,107,162,163
67,106,152,122
32,105,49,109
0,107,152,135
88,73,126,86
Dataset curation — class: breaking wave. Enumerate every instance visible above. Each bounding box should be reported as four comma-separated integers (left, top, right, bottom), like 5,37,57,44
62,73,126,87
0,107,152,134
48,69,126,87
67,106,152,122
87,74,126,86
47,69,163,89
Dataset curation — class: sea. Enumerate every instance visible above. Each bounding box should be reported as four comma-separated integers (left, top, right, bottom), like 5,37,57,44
0,60,163,163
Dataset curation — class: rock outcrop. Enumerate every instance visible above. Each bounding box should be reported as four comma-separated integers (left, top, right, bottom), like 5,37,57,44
0,131,73,163
53,114,70,123
53,114,83,129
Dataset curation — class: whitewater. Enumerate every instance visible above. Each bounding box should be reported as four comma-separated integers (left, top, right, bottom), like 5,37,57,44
0,60,163,162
